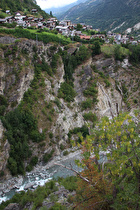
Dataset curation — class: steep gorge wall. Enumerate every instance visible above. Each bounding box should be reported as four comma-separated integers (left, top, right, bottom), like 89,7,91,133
0,37,139,178
0,37,54,174
0,37,50,106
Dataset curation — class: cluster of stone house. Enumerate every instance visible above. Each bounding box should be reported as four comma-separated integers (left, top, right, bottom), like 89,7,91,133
107,31,140,45
0,10,97,39
0,10,46,28
0,10,139,44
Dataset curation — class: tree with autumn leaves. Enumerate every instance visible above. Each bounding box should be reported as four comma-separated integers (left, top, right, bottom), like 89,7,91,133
71,111,140,209
73,159,112,209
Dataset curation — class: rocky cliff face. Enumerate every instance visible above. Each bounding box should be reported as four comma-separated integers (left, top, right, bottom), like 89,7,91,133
0,120,10,175
0,36,53,174
0,37,45,107
0,36,139,178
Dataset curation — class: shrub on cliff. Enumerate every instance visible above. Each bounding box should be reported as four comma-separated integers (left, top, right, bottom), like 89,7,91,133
58,82,76,102
1,108,43,175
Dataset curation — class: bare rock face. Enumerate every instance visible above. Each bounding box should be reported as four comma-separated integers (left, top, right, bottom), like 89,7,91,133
51,59,93,143
0,120,4,140
74,57,93,103
96,57,115,73
0,121,10,172
52,98,85,137
4,203,20,210
53,58,65,95
0,139,10,172
97,82,123,118
0,37,51,109
16,68,34,103
0,36,17,44
0,65,5,95
0,40,35,107
73,56,123,119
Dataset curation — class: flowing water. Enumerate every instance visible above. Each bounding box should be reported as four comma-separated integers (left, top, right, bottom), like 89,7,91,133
0,150,82,204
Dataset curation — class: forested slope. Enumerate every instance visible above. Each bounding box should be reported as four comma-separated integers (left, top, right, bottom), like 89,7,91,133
60,0,140,32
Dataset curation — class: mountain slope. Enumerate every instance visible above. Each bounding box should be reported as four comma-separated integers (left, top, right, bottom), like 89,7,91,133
45,0,87,19
60,0,140,32
0,0,50,19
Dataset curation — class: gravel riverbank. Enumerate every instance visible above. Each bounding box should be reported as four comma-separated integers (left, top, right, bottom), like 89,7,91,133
0,149,82,203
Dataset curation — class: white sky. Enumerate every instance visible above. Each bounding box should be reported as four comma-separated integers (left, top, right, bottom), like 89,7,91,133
36,0,77,9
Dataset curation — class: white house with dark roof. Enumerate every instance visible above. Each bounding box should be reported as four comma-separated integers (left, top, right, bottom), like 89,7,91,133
0,16,15,24
5,16,14,23
34,18,39,22
48,17,57,22
38,22,43,28
0,19,7,24
59,21,66,27
55,26,69,34
46,21,53,27
15,12,21,17
75,31,82,36
31,9,37,13
17,20,27,27
6,10,10,14
63,20,71,26
27,17,34,21
15,13,26,21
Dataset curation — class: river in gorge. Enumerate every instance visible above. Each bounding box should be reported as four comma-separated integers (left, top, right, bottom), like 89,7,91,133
0,150,82,204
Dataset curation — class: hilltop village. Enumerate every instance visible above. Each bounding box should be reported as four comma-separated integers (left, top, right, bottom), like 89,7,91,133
0,9,140,45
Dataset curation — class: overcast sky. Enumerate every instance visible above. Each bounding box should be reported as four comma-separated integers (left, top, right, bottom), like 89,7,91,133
36,0,77,9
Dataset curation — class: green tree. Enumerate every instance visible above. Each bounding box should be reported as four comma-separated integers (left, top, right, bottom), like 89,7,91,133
1,108,43,175
50,11,53,17
0,94,8,116
7,157,18,176
75,111,140,209
114,45,122,61
76,23,83,31
91,41,101,56
58,82,76,102
109,37,114,44
129,44,140,64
